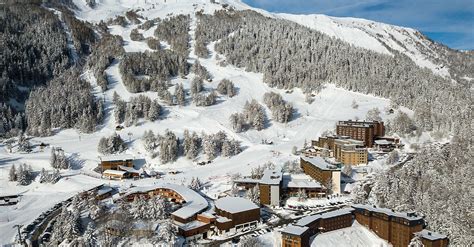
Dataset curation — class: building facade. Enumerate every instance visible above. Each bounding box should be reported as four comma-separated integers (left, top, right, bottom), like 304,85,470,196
281,208,355,247
281,225,311,247
259,170,282,206
352,204,424,247
418,230,449,247
336,120,385,147
214,197,260,234
100,155,134,171
300,157,341,194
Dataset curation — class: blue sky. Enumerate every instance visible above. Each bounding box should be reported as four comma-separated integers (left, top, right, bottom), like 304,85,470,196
242,0,474,50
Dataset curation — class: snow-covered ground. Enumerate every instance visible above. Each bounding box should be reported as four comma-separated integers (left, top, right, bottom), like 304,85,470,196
0,0,434,244
72,0,451,79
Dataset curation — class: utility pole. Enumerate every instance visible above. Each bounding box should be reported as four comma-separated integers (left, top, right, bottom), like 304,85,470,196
13,224,23,244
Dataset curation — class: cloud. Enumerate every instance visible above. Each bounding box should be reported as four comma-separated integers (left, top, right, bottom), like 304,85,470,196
243,0,474,49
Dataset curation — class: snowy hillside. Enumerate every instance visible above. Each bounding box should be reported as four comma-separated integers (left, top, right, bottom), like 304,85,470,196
277,13,451,77
0,0,470,245
72,0,454,78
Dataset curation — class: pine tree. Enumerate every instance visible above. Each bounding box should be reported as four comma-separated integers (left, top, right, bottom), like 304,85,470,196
39,168,48,183
8,164,17,182
366,107,382,122
83,222,97,247
147,100,161,121
175,83,185,106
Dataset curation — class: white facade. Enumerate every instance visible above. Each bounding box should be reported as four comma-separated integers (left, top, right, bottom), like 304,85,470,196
270,185,280,206
332,171,341,194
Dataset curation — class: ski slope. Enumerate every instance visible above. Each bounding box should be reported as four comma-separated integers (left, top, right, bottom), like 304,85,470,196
72,0,452,78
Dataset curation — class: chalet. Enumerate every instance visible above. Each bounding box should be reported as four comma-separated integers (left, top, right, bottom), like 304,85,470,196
214,197,260,234
178,220,211,242
352,204,424,247
300,156,341,194
374,137,402,152
102,169,128,180
96,186,114,200
259,169,283,207
417,229,449,247
0,195,20,206
99,154,134,172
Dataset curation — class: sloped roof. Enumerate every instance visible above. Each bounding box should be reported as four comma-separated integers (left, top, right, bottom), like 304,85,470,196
100,154,134,162
103,169,127,176
215,197,259,214
123,183,208,220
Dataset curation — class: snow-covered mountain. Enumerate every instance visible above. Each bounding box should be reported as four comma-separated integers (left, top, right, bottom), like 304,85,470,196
72,0,457,78
0,0,472,245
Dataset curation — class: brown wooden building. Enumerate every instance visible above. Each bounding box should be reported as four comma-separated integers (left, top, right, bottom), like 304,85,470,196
121,184,208,224
336,120,385,147
418,229,449,247
352,204,424,247
258,170,282,206
100,155,134,171
281,208,354,247
281,225,311,247
214,197,260,233
300,156,341,194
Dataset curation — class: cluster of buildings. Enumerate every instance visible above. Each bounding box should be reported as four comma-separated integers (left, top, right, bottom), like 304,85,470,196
104,183,260,242
234,167,329,207
306,120,401,166
281,205,448,247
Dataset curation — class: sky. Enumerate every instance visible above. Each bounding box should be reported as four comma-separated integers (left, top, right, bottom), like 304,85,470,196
242,0,474,50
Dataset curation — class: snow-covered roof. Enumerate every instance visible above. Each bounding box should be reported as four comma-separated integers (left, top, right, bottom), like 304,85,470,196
216,216,232,223
178,220,208,231
97,187,113,196
281,224,309,236
260,169,283,185
352,204,423,221
296,208,355,226
233,178,260,184
103,169,127,176
215,197,259,214
301,156,339,171
417,229,447,241
118,165,141,173
374,140,393,145
283,174,323,189
123,183,208,220
100,154,134,162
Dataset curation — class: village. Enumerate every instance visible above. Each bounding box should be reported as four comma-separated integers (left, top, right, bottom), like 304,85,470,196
5,119,448,247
